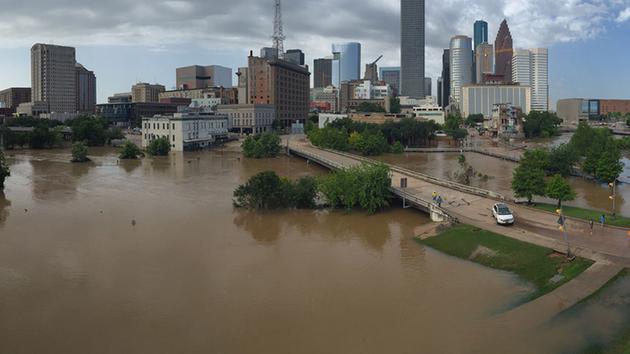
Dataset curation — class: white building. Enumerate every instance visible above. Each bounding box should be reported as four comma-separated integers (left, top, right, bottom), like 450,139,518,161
461,85,531,118
353,80,392,100
413,101,445,125
217,104,276,134
142,112,228,151
511,48,549,111
190,97,223,111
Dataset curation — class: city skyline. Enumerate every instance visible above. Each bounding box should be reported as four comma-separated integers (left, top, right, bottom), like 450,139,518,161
0,0,628,106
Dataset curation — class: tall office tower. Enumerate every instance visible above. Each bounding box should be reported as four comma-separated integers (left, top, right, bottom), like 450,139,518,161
531,48,549,111
380,67,401,96
75,63,96,114
437,78,443,106
176,65,232,90
331,42,361,89
511,49,532,86
285,49,305,66
401,0,425,98
449,35,473,105
473,20,489,51
313,58,333,88
132,83,166,103
31,43,77,113
424,78,432,97
494,20,514,82
476,43,494,83
440,49,450,108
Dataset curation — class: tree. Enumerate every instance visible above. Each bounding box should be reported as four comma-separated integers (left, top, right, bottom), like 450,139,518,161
147,136,171,156
357,102,385,113
465,114,485,127
443,114,468,141
241,132,282,158
30,125,55,149
292,176,318,209
547,144,578,177
106,127,125,143
71,142,89,163
319,163,391,213
69,117,107,146
233,171,288,209
390,97,401,114
512,165,546,204
596,153,624,183
119,141,143,159
0,150,9,189
307,126,350,151
349,130,389,156
520,148,550,172
545,174,576,208
523,111,562,138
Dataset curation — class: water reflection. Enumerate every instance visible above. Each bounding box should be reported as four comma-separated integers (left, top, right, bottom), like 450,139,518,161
119,159,142,174
0,192,10,226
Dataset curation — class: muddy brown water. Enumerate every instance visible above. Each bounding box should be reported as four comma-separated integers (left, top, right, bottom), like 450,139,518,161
0,148,627,353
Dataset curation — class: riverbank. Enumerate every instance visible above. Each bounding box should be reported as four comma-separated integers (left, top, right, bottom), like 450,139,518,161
417,224,594,301
532,203,630,228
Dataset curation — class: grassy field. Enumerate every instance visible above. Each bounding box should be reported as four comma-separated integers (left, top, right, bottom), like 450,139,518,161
533,203,630,228
418,224,594,300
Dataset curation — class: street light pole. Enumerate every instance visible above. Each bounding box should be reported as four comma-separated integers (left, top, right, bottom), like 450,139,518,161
610,181,617,217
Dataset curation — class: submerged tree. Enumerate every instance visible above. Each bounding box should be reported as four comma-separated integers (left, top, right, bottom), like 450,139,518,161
0,150,10,189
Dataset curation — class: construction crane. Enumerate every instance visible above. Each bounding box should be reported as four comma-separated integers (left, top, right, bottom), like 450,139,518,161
371,55,383,65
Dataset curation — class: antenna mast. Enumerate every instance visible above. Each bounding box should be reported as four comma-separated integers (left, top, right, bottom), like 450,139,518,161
272,0,285,59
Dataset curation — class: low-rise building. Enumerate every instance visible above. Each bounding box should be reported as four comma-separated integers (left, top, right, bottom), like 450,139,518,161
132,83,165,103
217,104,276,134
557,98,630,125
141,112,229,151
0,87,32,112
349,112,409,125
310,86,338,113
159,87,238,104
461,84,531,118
96,102,178,127
16,101,49,117
412,100,446,124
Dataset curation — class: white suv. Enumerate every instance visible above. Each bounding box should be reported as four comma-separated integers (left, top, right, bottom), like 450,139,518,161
492,203,515,225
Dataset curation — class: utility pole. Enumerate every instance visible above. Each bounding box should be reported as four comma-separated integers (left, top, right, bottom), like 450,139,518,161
557,209,574,260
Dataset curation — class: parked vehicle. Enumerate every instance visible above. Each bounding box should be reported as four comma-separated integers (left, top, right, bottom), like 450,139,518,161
492,203,515,225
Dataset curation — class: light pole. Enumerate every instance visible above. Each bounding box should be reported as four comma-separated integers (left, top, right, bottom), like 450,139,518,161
610,181,617,217
557,209,573,260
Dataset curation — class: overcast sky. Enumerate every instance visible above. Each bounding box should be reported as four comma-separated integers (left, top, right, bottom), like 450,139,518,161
0,0,629,107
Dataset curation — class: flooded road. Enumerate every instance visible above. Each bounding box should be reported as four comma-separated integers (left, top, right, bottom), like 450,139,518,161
0,148,627,353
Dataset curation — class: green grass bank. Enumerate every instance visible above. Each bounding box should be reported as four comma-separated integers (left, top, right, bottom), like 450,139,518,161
417,224,594,301
533,203,630,228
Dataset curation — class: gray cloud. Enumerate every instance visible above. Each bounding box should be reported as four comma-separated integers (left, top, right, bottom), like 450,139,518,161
0,0,624,82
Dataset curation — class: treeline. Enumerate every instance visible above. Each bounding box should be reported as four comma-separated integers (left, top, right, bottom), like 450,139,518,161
1,116,124,150
234,163,392,214
307,117,439,156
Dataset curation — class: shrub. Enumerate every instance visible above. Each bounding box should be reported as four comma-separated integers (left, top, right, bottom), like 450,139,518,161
119,141,143,159
319,163,391,213
147,136,171,156
0,150,9,189
233,172,317,210
71,142,89,163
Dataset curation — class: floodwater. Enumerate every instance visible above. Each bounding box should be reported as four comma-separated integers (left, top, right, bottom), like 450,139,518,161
0,148,627,353
377,133,630,216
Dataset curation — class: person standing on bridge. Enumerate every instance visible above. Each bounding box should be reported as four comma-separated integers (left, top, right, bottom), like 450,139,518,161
432,191,437,202
437,195,443,208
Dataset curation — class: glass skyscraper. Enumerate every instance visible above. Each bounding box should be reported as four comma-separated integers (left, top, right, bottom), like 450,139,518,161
401,0,425,98
449,35,473,105
473,20,488,51
331,43,361,89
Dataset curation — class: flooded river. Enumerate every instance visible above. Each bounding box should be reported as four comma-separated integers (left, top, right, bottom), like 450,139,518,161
0,148,628,353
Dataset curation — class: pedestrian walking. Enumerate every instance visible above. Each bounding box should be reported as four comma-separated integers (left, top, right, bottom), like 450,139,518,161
600,214,606,228
437,195,443,208
432,191,437,202
589,218,594,236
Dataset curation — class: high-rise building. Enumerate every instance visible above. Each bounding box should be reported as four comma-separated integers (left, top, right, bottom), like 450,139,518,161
511,49,532,86
437,78,443,107
476,43,494,83
379,67,401,96
314,58,333,88
512,48,549,111
531,48,549,111
75,63,96,114
494,20,514,83
176,65,232,90
132,83,166,103
449,36,473,105
242,52,310,127
474,20,488,51
31,43,77,113
332,43,361,89
424,78,432,97
285,49,305,66
364,62,379,82
0,88,31,111
400,0,425,98
440,49,450,108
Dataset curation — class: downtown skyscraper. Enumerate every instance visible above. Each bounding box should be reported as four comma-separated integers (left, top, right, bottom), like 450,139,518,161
401,0,425,98
494,20,514,83
513,48,549,111
31,43,77,113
